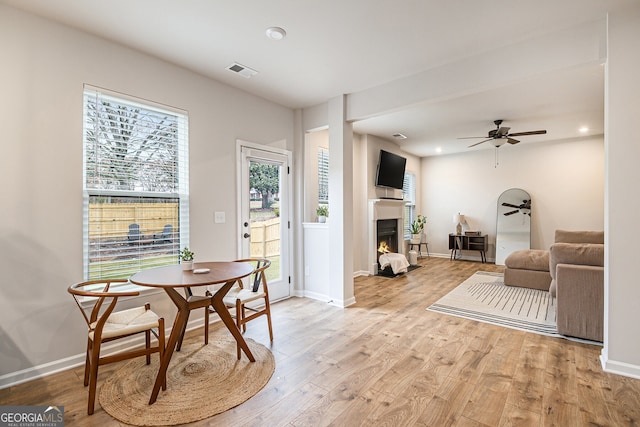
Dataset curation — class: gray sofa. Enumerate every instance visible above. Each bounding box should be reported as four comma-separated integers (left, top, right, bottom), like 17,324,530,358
549,230,604,342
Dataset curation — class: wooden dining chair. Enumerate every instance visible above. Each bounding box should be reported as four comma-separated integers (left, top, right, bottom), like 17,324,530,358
218,258,273,359
176,289,210,351
68,279,165,415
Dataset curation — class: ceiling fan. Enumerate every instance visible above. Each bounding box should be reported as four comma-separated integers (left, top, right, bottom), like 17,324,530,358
502,199,531,216
459,120,547,148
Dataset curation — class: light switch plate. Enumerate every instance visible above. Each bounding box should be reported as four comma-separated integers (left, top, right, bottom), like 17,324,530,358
214,211,225,223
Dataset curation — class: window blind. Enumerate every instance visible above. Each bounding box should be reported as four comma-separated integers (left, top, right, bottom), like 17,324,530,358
82,86,189,280
318,147,329,204
402,172,416,238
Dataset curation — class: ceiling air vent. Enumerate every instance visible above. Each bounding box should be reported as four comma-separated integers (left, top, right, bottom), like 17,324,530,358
392,133,407,139
226,62,258,78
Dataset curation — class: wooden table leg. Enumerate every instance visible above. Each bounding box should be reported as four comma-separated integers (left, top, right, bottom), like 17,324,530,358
149,309,187,403
148,287,189,404
210,280,255,362
149,279,256,404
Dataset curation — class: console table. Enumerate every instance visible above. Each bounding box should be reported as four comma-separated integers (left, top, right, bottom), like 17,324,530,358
449,234,488,263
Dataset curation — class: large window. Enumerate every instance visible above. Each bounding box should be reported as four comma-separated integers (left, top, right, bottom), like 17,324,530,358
402,172,416,239
83,86,189,280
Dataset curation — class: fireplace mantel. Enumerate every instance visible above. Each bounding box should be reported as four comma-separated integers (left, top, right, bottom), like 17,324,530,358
369,199,405,220
368,199,405,275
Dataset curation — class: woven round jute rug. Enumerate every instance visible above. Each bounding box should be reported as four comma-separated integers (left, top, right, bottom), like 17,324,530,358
99,336,274,426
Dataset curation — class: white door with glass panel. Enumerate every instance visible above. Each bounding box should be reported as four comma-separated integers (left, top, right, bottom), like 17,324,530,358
239,143,291,301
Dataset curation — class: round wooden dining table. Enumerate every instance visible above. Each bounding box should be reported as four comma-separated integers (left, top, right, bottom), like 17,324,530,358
130,261,255,404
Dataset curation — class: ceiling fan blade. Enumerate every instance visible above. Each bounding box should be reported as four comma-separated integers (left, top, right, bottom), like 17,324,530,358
457,136,488,139
507,138,519,144
496,127,511,137
508,130,547,137
468,138,492,147
502,202,520,208
504,210,519,216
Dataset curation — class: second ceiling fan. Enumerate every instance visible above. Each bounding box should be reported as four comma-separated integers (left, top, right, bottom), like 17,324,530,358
459,119,547,148
502,199,531,216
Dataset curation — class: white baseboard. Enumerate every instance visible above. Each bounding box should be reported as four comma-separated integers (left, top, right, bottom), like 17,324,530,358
600,352,640,380
302,290,332,303
0,317,208,390
300,290,355,307
330,296,356,308
0,352,87,390
429,253,450,259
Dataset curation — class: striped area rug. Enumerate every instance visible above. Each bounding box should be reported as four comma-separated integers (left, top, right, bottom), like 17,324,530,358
428,271,559,337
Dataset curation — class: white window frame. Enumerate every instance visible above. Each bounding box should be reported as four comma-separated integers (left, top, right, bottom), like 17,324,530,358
82,85,189,286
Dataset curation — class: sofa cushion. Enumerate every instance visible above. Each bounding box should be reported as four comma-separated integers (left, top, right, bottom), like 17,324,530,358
504,268,552,290
555,230,604,244
549,243,604,277
549,242,604,296
505,249,550,272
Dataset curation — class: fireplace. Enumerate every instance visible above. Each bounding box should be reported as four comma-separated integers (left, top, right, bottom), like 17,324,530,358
368,199,405,275
377,219,398,258
376,219,400,275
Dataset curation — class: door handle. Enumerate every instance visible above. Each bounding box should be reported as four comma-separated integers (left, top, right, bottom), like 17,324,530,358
243,233,251,239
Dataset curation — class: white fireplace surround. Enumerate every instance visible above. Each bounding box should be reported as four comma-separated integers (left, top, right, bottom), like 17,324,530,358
368,199,405,275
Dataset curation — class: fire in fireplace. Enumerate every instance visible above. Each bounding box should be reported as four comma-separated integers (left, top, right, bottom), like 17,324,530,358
378,241,391,253
376,219,398,260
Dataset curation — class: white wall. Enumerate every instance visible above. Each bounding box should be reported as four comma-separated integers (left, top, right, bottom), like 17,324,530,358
363,135,421,202
301,131,422,274
421,137,604,260
0,5,294,383
603,3,640,378
352,134,368,274
359,134,421,270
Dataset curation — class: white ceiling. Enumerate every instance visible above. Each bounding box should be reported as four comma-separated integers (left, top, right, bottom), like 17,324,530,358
2,0,628,157
354,64,605,157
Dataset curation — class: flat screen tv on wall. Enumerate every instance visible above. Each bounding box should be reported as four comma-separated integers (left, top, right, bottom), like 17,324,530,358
375,149,406,190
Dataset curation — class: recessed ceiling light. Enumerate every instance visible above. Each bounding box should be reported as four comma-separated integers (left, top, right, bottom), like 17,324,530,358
435,147,442,153
579,126,589,133
266,27,287,40
392,133,407,139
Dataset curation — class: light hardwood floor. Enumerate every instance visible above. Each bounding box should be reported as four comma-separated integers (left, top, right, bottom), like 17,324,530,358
2,257,639,426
